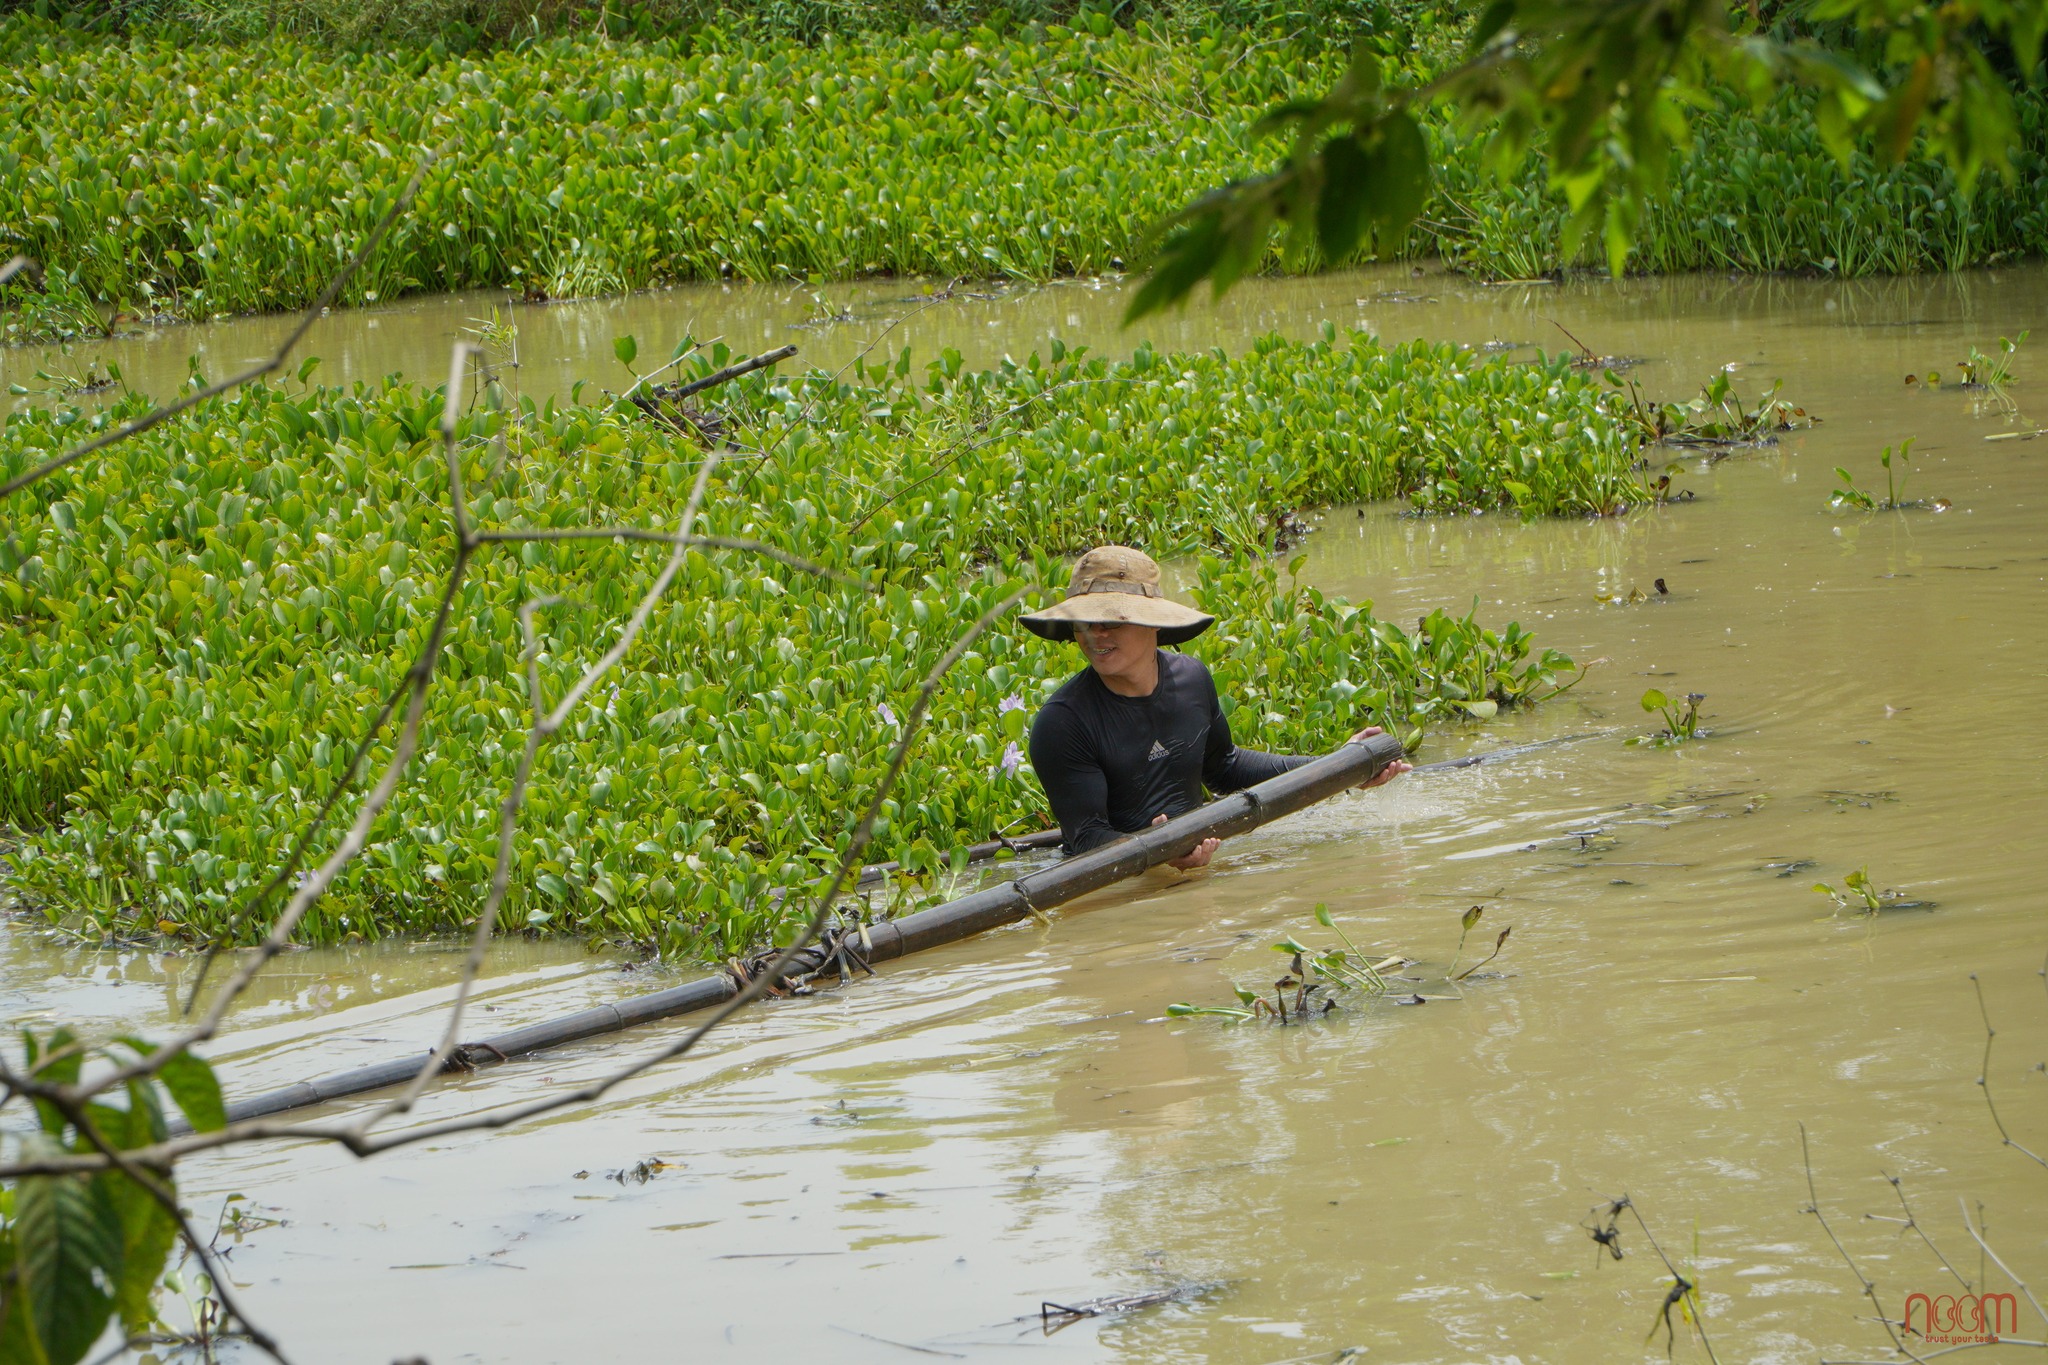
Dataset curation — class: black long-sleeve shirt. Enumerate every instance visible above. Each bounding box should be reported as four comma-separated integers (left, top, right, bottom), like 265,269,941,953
1027,650,1312,854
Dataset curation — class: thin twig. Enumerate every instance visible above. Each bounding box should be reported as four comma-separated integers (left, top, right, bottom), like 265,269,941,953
1801,1124,1929,1365
1957,1198,2048,1337
1973,972,2048,1169
1879,1172,1972,1292
0,146,442,502
1617,1198,1721,1365
370,423,727,1123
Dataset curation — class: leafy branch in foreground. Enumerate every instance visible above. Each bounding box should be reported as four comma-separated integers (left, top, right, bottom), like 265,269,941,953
1131,0,2048,318
0,368,1013,1363
1584,1194,1720,1364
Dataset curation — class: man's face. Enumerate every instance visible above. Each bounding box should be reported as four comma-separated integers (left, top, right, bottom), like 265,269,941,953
1074,621,1158,677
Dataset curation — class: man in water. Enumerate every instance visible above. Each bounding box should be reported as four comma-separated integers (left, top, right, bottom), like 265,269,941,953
1021,545,1408,867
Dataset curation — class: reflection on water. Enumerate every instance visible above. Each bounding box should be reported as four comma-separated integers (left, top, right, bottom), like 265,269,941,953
7,264,2047,1364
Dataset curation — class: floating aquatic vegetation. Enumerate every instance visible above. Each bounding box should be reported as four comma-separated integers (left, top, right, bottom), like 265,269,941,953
1812,868,1932,915
1829,439,1944,512
0,332,1599,954
1164,901,1510,1023
572,1157,679,1185
1612,372,1818,450
1596,577,1673,606
5,19,2045,344
1627,688,1706,746
1956,330,2027,390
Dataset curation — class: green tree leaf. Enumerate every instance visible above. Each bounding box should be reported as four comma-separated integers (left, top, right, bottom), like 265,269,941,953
1368,111,1430,246
24,1030,81,1138
1315,134,1373,263
98,1167,177,1338
14,1136,123,1365
153,1051,225,1134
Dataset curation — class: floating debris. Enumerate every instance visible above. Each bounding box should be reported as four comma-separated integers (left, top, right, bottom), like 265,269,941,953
572,1157,679,1185
1033,1281,1219,1331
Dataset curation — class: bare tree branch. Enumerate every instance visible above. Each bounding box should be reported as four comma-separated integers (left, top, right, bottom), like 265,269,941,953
1879,1172,1974,1293
1974,972,2048,1170
619,336,712,402
1957,1198,2048,1337
1802,1124,1930,1365
340,583,1030,1156
365,416,727,1123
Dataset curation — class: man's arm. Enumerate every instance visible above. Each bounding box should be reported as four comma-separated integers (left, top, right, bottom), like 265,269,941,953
1200,683,1314,793
1028,706,1123,854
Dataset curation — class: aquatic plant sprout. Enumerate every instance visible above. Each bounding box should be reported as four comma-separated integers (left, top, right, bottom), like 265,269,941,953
1811,868,1921,916
1958,330,2027,390
1628,689,1706,747
1829,440,1937,512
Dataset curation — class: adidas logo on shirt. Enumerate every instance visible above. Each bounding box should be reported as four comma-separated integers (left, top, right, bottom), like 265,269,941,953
1147,740,1170,761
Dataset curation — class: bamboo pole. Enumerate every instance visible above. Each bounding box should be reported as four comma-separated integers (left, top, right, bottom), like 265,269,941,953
198,734,1401,1127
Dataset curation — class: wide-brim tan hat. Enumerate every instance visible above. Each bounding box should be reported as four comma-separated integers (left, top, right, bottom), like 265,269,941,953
1018,545,1215,646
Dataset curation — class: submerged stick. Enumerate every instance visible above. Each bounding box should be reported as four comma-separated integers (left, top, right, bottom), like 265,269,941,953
663,344,798,400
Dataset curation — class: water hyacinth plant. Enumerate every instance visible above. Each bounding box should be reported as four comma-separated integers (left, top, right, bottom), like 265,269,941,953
1627,688,1706,747
0,329,1618,956
3,18,2046,342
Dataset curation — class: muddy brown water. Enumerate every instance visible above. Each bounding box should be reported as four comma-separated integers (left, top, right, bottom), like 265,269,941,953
6,265,2047,1363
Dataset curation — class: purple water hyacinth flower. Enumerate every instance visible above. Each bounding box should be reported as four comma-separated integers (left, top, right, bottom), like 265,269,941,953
997,694,1026,714
999,740,1024,777
877,701,898,726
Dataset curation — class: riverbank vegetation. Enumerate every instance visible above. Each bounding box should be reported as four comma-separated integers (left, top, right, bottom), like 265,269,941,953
4,14,2042,344
0,330,1612,953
